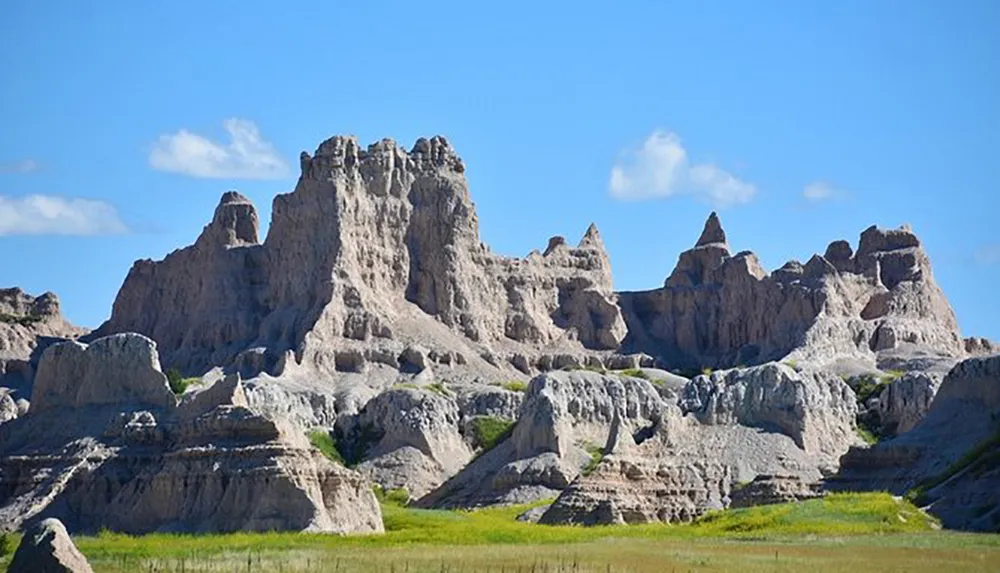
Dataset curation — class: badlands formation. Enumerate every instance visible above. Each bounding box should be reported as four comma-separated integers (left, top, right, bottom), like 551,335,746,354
1,134,998,536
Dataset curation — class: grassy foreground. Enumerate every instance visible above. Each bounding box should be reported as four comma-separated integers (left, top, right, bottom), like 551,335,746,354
3,493,999,572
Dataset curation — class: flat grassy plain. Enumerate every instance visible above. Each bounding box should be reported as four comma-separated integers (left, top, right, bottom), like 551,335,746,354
3,494,999,572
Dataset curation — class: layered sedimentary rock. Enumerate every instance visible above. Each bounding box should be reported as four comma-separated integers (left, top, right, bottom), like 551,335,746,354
830,354,1000,531
0,333,382,534
537,363,858,525
417,370,666,508
420,363,858,523
96,138,624,380
729,474,822,508
619,215,965,370
0,288,85,411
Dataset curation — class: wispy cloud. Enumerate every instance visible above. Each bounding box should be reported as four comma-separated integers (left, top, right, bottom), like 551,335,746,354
0,159,39,174
609,130,755,207
0,195,128,236
975,244,1000,266
149,119,289,179
803,181,841,202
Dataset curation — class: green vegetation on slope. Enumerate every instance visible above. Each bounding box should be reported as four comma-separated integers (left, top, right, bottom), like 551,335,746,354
580,441,605,476
164,368,198,395
307,430,345,465
372,485,410,506
0,312,43,327
500,380,527,392
619,368,649,380
0,532,13,558
469,416,515,453
907,427,1000,505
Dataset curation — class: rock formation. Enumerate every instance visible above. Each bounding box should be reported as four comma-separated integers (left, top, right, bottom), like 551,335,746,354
7,517,94,573
619,216,966,370
6,133,994,534
873,372,944,436
829,354,1000,531
419,363,858,524
417,370,666,508
729,474,822,508
95,137,624,382
534,364,858,525
0,288,85,415
341,386,474,499
0,333,382,535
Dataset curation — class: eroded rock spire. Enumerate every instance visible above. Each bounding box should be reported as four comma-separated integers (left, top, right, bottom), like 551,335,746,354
695,212,727,248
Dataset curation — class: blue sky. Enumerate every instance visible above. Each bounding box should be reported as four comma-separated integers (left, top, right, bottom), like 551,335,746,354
1,1,998,340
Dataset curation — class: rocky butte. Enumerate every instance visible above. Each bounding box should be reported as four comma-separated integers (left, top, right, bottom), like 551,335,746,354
1,133,998,534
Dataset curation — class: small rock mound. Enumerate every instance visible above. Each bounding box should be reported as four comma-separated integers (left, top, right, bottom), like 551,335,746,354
8,518,93,573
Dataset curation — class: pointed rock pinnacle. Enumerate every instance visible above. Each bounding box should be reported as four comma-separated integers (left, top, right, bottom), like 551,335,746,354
695,212,728,248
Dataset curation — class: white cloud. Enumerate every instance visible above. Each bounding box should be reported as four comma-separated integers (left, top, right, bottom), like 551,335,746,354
0,195,128,236
608,130,756,207
975,244,1000,266
149,119,289,179
803,181,838,201
0,159,39,173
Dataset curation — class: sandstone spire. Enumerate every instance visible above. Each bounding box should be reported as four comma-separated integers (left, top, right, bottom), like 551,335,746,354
695,212,727,248
579,223,602,248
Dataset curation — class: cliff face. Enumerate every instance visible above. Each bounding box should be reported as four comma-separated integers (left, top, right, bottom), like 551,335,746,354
97,134,970,378
98,136,624,377
619,214,964,369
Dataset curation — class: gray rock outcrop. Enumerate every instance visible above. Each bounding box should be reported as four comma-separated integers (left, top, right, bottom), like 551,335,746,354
729,474,822,508
30,333,176,412
0,288,85,411
874,372,943,436
829,354,1000,531
0,334,382,535
419,363,857,523
343,386,474,499
7,517,93,573
619,215,966,370
535,363,858,525
417,370,664,508
679,363,858,464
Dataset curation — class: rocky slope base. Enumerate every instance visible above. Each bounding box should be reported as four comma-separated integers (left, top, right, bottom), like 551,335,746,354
829,354,1000,531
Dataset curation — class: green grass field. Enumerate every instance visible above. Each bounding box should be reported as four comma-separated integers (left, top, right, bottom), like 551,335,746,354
3,493,999,572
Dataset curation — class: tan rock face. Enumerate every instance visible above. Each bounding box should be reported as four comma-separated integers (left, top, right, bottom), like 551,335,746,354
97,136,624,377
8,517,94,573
679,363,858,462
621,214,965,369
31,333,176,412
0,288,86,411
533,362,860,526
0,334,382,535
419,364,856,520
